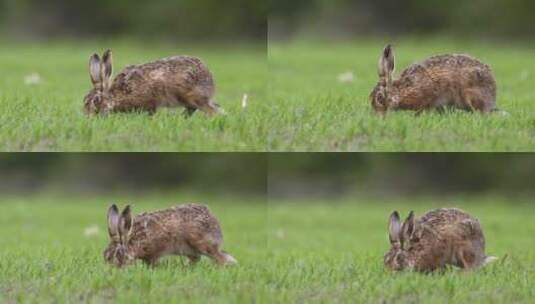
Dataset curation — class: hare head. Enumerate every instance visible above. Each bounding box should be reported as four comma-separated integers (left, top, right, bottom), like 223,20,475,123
384,210,416,271
370,44,398,114
103,204,135,267
84,50,113,115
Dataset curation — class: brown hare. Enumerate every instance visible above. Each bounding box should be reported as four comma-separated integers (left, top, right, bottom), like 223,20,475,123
370,45,498,115
103,204,237,268
384,208,496,272
84,50,223,116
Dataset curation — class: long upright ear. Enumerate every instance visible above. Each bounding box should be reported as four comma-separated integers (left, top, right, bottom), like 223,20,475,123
101,49,113,91
119,205,133,243
107,204,120,242
401,211,415,242
378,44,395,84
388,211,402,244
89,53,102,89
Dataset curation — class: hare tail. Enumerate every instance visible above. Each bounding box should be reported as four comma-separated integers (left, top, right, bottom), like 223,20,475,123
484,255,498,265
221,251,238,265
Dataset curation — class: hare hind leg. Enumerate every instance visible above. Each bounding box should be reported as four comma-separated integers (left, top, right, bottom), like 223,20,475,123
463,89,495,113
201,244,236,266
188,237,235,266
456,247,485,270
210,250,237,266
183,87,223,116
197,99,224,116
198,102,223,116
188,94,224,116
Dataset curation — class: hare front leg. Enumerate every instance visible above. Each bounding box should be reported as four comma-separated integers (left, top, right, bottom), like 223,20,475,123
187,254,201,265
141,256,159,267
182,107,197,118
144,101,158,115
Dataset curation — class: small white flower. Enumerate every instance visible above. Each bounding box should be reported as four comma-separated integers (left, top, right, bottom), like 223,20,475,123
24,73,42,85
84,225,100,237
241,94,249,108
337,71,355,83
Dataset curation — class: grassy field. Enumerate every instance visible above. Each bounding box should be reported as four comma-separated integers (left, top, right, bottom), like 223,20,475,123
267,197,535,303
2,38,534,151
2,195,534,303
0,40,267,151
0,195,267,303
269,38,535,151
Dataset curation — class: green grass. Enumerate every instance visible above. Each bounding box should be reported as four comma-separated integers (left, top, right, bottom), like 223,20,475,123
0,40,267,151
267,197,535,303
0,194,267,303
3,38,535,151
3,195,534,303
268,38,535,151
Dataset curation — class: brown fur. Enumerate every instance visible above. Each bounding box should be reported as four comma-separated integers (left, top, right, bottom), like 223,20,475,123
370,45,497,114
84,50,222,116
384,208,491,272
103,203,236,268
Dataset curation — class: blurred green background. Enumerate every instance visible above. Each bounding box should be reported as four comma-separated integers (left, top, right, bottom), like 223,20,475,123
0,153,266,196
0,0,266,41
270,0,535,40
268,153,535,199
4,153,534,199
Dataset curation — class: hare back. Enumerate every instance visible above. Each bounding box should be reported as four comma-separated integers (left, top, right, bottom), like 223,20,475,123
397,55,496,95
410,208,486,269
128,204,223,257
417,208,484,240
394,54,496,110
400,54,493,79
109,56,215,108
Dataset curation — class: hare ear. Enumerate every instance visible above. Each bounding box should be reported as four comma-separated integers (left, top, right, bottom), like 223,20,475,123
101,49,113,90
107,204,120,242
388,211,402,244
119,205,133,242
89,53,102,88
401,210,415,241
378,44,395,82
